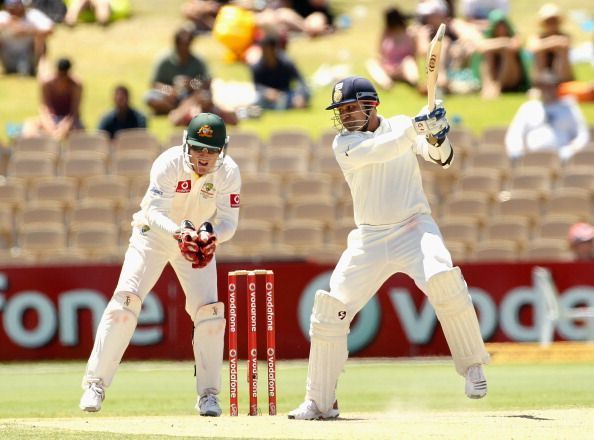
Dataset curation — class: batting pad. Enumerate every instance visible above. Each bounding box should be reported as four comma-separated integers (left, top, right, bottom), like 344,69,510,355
194,302,226,396
82,291,142,388
306,290,350,413
427,268,490,376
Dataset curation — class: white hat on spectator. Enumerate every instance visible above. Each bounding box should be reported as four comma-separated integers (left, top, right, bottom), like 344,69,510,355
538,3,562,22
416,0,449,17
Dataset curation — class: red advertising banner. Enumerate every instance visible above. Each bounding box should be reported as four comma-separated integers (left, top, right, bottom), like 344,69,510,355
0,261,593,361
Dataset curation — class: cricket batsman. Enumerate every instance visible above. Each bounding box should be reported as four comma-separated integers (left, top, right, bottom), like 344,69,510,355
288,76,489,420
79,113,241,417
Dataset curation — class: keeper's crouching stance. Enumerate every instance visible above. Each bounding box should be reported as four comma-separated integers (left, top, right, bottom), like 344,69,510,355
288,77,489,420
80,113,241,417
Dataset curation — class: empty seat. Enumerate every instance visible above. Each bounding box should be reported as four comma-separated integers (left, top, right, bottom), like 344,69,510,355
287,195,337,226
455,169,501,199
311,154,342,179
129,176,149,203
480,126,508,145
516,151,561,178
0,248,37,266
19,223,67,255
494,190,542,224
284,172,334,200
535,214,582,240
241,174,283,202
305,243,344,264
441,191,490,225
268,130,312,153
166,131,184,148
558,166,594,193
566,150,594,168
7,152,56,181
0,176,27,211
544,187,591,219
240,197,284,228
19,200,65,229
70,223,120,256
444,239,470,263
228,148,260,175
472,239,519,262
278,218,326,256
508,164,552,190
438,216,481,249
483,215,531,247
111,151,154,179
228,130,261,156
329,217,356,246
113,128,161,156
447,127,476,154
11,136,60,157
523,238,572,261
64,130,110,158
262,147,309,178
61,151,106,180
70,199,118,229
79,175,130,208
28,176,78,208
229,219,274,250
466,151,511,177
317,129,336,150
0,208,13,248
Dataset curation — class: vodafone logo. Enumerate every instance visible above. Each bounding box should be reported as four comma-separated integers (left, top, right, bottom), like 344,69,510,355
176,180,191,193
230,194,240,208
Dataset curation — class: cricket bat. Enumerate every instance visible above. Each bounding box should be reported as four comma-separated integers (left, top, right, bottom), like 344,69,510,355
426,23,446,113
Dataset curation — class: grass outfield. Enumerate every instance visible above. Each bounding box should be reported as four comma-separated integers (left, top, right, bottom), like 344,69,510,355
1,357,593,439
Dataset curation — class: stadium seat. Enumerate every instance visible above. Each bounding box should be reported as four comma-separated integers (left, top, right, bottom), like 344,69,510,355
329,217,356,247
544,187,591,220
305,243,344,264
444,239,470,264
0,248,37,266
19,200,65,230
471,239,519,262
166,131,184,148
129,176,149,203
311,153,342,180
228,147,260,175
483,215,531,248
494,189,542,225
7,152,56,181
240,196,285,228
64,130,110,159
286,195,337,226
507,166,552,198
229,219,274,251
480,126,508,145
0,208,13,248
438,216,481,249
70,223,120,257
0,176,27,211
241,174,283,202
111,151,155,180
268,130,312,155
465,150,511,178
61,151,107,181
70,199,118,230
558,166,594,193
317,129,336,150
113,128,161,156
278,218,326,256
262,147,309,179
566,150,594,168
535,214,581,240
28,176,78,208
11,136,60,158
19,223,67,257
79,175,130,208
523,238,572,262
228,130,262,156
441,191,491,225
516,151,561,178
455,168,501,200
284,172,334,201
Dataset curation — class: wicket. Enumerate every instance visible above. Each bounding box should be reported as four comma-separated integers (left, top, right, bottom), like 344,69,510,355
227,269,276,416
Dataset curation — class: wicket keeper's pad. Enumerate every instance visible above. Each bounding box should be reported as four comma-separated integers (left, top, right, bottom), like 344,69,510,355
306,290,349,413
194,302,226,396
82,291,141,388
427,268,490,375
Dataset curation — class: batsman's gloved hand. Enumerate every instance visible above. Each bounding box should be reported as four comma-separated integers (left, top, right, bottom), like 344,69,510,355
174,220,216,268
412,100,450,141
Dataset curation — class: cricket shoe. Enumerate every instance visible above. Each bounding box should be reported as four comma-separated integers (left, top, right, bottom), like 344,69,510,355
79,382,105,412
287,399,339,420
465,364,487,399
197,394,222,417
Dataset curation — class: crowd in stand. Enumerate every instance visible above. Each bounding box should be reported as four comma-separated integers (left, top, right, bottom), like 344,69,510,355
0,0,593,265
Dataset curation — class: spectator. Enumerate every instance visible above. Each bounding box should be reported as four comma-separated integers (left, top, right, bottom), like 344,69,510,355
365,7,420,91
460,0,508,30
98,85,147,139
64,0,130,26
0,0,54,76
527,3,574,84
22,57,83,140
284,0,334,37
249,32,309,110
415,0,480,95
505,70,590,162
168,77,238,127
567,222,594,261
254,0,333,39
181,0,229,34
30,0,67,23
145,26,210,115
473,9,530,100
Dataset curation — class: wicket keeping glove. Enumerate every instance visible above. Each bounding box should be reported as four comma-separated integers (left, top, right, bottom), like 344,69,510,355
174,220,217,268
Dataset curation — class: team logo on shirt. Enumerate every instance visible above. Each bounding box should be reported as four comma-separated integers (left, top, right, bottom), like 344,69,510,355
197,125,213,138
176,180,191,193
230,194,240,208
200,182,215,198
